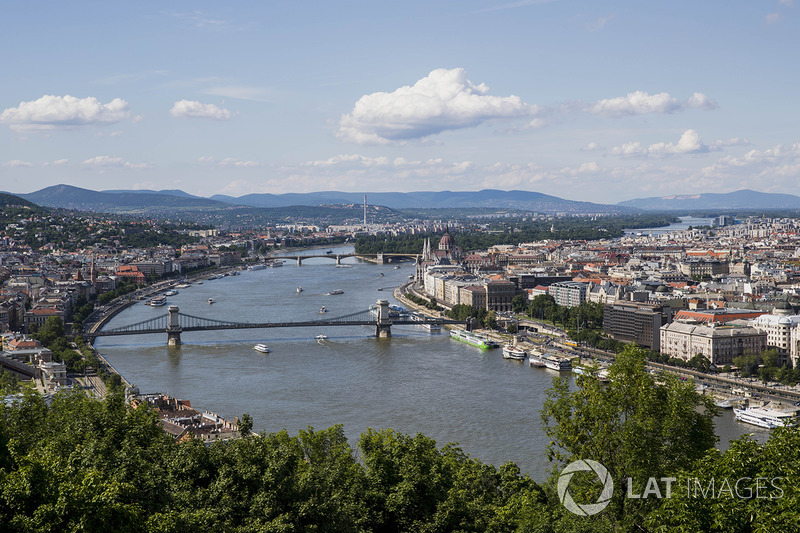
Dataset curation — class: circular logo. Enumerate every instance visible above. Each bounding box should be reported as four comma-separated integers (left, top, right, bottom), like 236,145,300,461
557,459,614,516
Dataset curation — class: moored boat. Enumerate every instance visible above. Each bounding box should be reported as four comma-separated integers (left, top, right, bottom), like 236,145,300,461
327,289,344,295
528,349,547,367
502,344,527,360
449,329,500,349
248,264,267,271
540,353,571,371
733,406,798,429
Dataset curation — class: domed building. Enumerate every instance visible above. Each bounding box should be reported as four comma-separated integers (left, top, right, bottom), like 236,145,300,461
438,228,455,253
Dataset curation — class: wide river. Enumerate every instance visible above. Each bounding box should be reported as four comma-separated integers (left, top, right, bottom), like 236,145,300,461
97,245,769,482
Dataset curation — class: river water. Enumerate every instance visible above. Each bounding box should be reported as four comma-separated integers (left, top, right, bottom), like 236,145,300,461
623,216,715,236
96,246,769,482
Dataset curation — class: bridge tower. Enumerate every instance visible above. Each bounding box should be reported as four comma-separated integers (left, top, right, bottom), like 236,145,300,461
376,253,384,265
167,305,182,346
296,257,303,266
375,299,392,338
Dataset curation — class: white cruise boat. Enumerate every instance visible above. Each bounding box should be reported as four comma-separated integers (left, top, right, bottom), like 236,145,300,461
733,406,798,429
149,295,167,307
502,344,527,360
176,283,191,289
535,352,571,371
253,344,271,353
528,349,546,367
296,286,303,293
248,264,267,271
315,334,328,341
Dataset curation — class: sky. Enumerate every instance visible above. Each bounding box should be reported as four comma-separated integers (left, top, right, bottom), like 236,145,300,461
1,1,798,204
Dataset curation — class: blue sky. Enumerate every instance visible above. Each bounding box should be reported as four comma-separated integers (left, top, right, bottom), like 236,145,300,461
1,1,798,204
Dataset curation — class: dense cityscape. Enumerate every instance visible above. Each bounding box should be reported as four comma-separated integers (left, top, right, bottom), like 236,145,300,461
3,189,800,529
4,1,800,530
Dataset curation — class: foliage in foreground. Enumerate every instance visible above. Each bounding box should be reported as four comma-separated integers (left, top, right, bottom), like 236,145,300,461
0,390,550,532
1,346,799,532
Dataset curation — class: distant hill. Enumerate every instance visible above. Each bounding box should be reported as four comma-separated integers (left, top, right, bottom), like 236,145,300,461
101,188,203,199
618,190,800,211
19,185,236,213
211,189,635,214
0,192,39,208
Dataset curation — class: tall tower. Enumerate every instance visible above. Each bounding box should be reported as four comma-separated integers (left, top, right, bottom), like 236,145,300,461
363,194,367,228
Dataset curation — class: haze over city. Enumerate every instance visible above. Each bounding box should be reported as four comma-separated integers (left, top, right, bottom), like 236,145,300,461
2,1,797,203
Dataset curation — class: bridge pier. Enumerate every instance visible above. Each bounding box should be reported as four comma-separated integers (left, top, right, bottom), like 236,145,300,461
336,255,341,265
167,305,183,346
297,257,302,266
375,299,392,338
376,253,384,265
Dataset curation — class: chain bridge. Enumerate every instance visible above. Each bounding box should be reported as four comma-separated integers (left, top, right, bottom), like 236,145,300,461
88,300,467,345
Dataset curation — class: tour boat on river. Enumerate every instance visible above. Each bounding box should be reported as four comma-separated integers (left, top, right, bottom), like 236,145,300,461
449,329,499,349
253,344,271,353
502,344,527,360
529,350,571,371
733,406,798,429
149,296,167,307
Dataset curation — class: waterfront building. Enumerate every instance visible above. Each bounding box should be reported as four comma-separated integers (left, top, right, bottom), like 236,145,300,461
603,301,674,351
672,308,767,324
659,322,767,365
750,306,800,366
485,278,516,313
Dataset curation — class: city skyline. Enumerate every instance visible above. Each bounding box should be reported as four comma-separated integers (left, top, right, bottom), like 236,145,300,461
1,1,798,204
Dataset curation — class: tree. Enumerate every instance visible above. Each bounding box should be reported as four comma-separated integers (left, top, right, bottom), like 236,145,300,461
687,353,712,373
511,294,527,314
646,427,800,532
483,310,497,330
541,344,718,530
238,413,253,437
31,316,64,347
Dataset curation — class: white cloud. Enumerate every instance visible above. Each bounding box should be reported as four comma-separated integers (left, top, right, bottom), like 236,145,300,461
170,100,231,120
0,95,130,131
589,91,717,118
779,0,793,6
3,160,33,168
44,159,70,166
198,156,260,167
610,129,748,158
82,156,149,169
337,68,538,144
581,142,600,151
765,12,781,24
